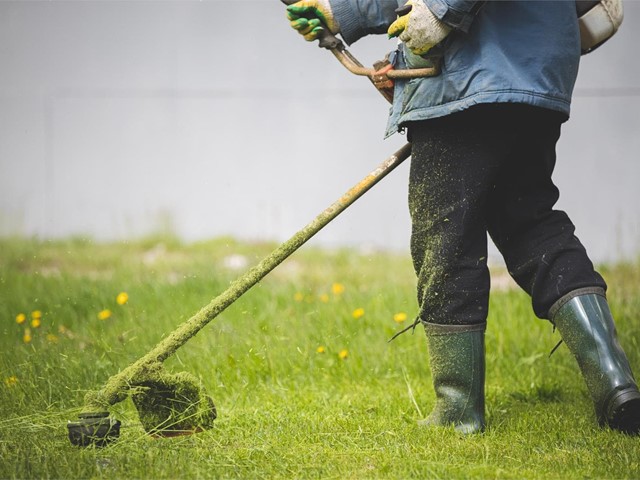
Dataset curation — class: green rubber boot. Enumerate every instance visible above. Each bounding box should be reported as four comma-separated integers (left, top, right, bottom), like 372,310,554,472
420,322,486,434
551,289,640,435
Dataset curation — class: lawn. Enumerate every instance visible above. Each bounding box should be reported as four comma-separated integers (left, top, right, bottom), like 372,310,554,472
1,237,639,479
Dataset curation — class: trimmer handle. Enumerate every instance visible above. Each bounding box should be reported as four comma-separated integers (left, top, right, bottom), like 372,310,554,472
280,0,344,50
280,0,440,104
312,26,343,51
395,4,413,16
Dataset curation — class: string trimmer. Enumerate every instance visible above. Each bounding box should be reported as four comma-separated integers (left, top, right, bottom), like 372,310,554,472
67,2,437,447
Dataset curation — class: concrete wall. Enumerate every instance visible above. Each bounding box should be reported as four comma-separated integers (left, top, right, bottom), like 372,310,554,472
1,1,639,263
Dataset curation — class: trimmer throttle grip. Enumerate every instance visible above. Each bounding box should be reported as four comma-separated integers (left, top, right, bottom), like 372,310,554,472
395,4,413,16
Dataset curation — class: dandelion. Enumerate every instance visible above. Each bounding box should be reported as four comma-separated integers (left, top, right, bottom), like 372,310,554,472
319,293,329,303
393,312,408,323
98,309,112,320
293,292,304,302
116,292,129,305
338,349,349,360
316,346,326,354
31,318,41,328
15,313,26,325
4,376,18,387
352,307,365,319
331,283,345,295
31,310,42,320
23,328,32,344
46,333,59,344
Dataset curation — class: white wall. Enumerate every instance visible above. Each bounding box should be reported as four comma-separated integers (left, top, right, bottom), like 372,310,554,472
1,1,639,263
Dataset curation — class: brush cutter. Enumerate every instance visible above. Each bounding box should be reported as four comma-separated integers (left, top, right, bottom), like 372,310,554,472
67,2,438,447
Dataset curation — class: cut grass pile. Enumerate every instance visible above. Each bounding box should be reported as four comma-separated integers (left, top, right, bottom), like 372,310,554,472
1,237,639,479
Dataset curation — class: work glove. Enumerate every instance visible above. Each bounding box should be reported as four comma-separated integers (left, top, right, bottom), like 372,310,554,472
388,0,452,56
286,0,340,41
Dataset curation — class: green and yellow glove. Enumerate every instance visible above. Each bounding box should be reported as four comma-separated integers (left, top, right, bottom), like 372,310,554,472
286,0,339,41
388,0,451,56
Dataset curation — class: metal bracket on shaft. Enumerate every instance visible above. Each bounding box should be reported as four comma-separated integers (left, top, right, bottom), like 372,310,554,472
280,0,439,104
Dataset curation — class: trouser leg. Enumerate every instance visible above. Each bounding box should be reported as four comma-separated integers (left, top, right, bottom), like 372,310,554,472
484,105,606,318
408,111,500,326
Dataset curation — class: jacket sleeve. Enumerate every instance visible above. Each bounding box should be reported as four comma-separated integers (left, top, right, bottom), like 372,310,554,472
423,0,484,32
328,0,399,45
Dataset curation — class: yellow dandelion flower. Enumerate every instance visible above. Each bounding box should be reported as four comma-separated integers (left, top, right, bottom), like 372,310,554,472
316,346,326,354
331,283,345,295
116,292,129,305
293,292,304,302
97,309,112,320
338,349,349,360
4,376,18,387
31,310,42,320
31,318,41,328
352,307,365,319
16,313,26,325
319,293,329,303
46,333,59,344
23,328,32,344
393,312,408,323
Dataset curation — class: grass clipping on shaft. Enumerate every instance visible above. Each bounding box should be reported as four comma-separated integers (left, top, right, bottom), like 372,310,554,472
129,362,217,435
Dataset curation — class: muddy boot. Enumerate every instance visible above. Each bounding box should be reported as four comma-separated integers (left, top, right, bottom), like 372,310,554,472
551,289,640,435
419,322,486,434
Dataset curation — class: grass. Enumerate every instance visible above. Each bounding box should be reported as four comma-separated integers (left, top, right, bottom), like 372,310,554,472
1,236,639,479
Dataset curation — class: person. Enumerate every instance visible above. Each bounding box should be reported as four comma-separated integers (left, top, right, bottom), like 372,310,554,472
285,0,640,435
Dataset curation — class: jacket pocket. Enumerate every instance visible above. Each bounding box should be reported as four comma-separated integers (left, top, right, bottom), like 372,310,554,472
401,77,422,113
441,35,471,75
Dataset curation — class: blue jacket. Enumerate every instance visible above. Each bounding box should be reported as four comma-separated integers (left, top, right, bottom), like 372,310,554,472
328,0,581,137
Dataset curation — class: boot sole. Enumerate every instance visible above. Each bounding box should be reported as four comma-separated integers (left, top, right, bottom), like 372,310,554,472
607,388,640,436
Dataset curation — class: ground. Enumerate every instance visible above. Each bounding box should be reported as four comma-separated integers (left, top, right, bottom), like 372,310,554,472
1,237,639,478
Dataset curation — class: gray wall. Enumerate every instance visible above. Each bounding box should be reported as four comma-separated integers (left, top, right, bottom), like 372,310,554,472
1,0,639,263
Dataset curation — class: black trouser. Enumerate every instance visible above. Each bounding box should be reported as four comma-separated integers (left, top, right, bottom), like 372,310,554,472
407,104,606,326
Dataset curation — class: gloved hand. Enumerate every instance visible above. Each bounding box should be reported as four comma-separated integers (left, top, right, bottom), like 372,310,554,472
286,0,340,41
388,0,452,56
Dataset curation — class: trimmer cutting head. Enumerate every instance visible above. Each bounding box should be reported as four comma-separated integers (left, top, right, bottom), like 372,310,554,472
67,363,216,447
130,366,217,436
